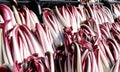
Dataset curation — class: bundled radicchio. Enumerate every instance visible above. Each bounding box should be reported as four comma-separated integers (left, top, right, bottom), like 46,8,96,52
1,1,120,72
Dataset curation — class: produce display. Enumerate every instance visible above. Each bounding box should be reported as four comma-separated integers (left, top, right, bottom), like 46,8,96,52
0,0,120,72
